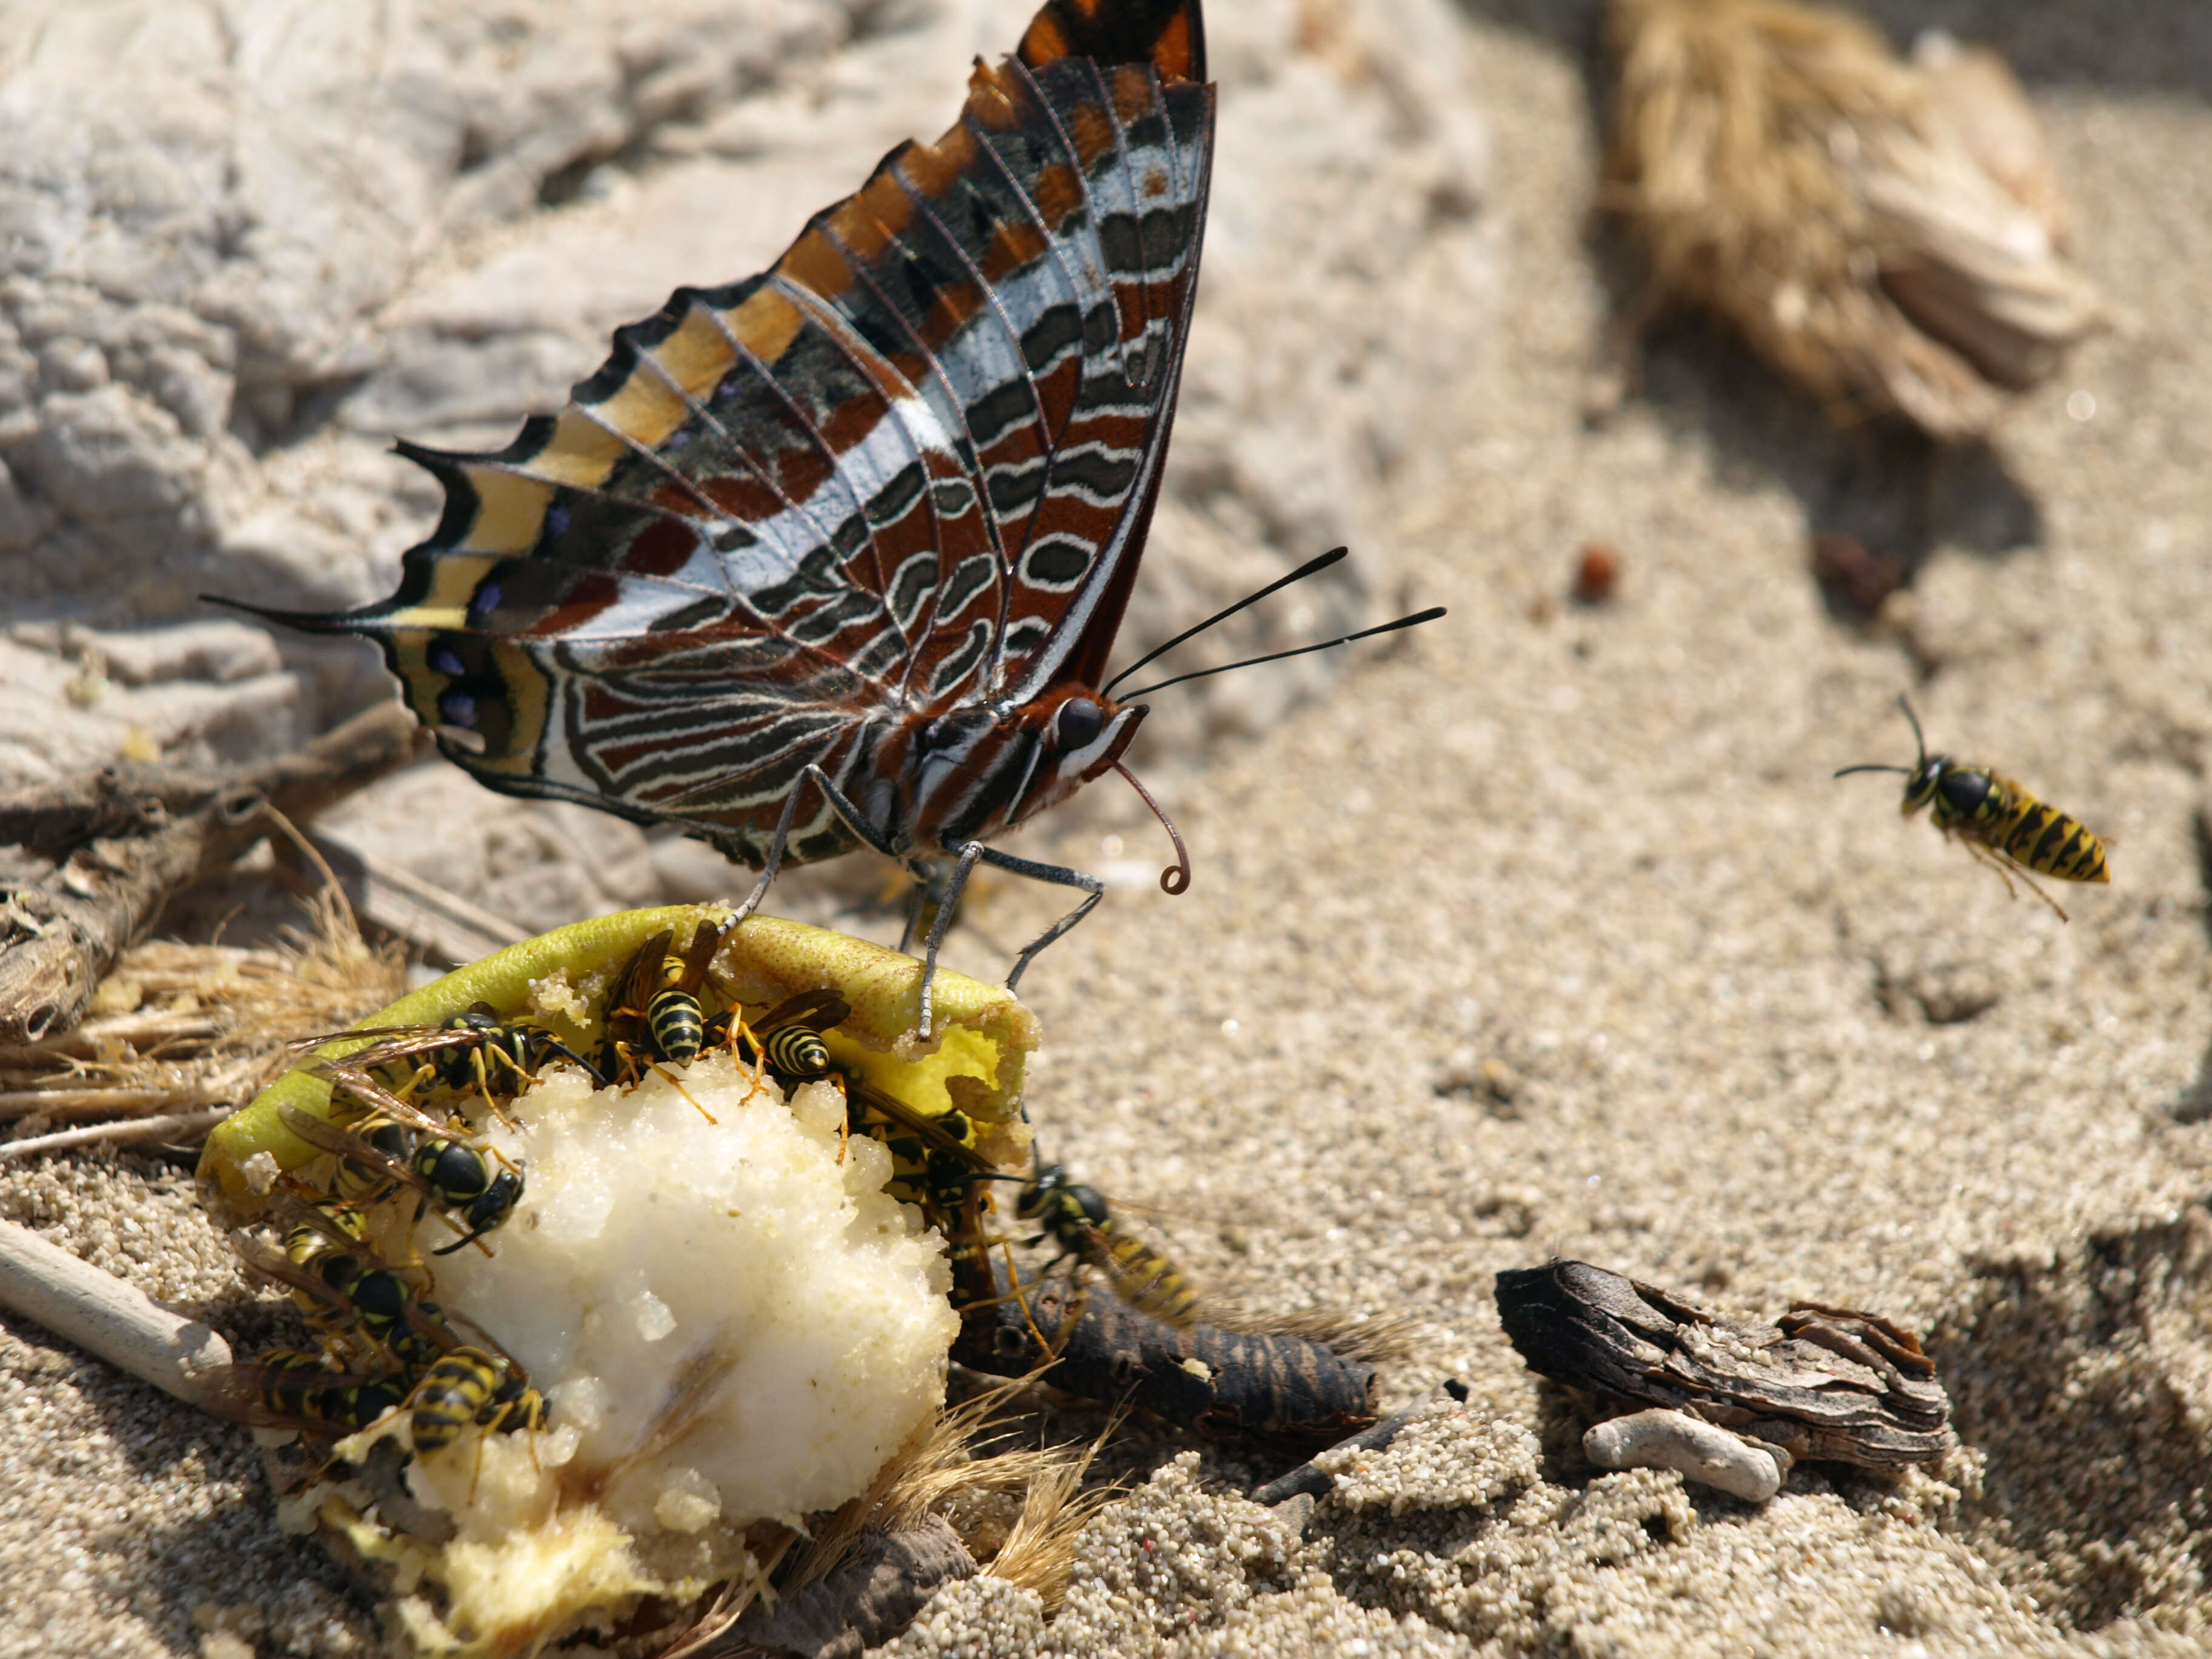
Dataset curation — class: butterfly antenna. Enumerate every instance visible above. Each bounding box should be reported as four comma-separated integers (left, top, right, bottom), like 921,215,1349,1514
1111,762,1191,894
1101,547,1350,697
1113,606,1447,700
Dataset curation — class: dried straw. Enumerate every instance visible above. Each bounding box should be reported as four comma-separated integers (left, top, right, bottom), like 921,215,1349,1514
1604,0,2103,438
0,888,405,1151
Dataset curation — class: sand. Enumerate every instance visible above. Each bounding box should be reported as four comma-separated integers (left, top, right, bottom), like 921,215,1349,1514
8,4,2212,1655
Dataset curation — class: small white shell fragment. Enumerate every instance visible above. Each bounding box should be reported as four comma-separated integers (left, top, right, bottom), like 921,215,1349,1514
1583,1407,1786,1502
632,1289,676,1341
655,1466,722,1533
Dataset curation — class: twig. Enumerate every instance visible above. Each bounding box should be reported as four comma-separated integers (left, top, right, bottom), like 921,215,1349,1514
0,1216,234,1404
0,1107,233,1160
1247,1382,1469,1506
0,701,423,1043
267,829,527,967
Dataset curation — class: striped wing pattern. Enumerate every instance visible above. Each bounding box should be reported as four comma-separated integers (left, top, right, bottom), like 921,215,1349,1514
278,0,1211,870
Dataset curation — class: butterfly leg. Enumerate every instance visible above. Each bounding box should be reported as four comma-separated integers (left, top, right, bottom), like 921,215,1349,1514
956,844,1105,995
730,780,816,926
779,766,973,1035
916,843,984,1039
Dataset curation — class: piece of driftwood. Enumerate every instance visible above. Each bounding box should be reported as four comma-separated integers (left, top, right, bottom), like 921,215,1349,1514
0,701,422,1042
0,1217,234,1406
1495,1259,1952,1467
1583,1407,1786,1501
957,1264,1378,1447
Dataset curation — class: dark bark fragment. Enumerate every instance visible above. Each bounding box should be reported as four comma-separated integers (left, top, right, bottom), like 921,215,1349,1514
1495,1258,1952,1467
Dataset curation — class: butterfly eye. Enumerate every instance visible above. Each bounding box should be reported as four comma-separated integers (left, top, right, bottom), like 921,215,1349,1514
1053,697,1106,751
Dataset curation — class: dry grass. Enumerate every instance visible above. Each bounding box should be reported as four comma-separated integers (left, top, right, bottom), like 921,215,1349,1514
0,888,405,1151
1604,0,2103,437
656,1378,1122,1655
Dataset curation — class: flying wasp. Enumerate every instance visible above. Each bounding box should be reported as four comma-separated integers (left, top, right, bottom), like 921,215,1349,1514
280,1094,524,1256
295,1004,601,1128
1836,695,2111,922
997,1161,1199,1330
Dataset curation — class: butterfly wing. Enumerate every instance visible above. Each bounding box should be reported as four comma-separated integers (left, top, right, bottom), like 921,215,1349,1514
226,1,1212,871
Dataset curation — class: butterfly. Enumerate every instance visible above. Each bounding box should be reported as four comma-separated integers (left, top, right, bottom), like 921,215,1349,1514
216,0,1440,1033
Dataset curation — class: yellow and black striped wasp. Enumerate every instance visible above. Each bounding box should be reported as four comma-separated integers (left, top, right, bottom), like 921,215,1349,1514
1836,695,2112,922
407,1344,546,1456
706,988,848,1094
997,1161,1199,1329
228,1216,456,1369
295,1004,601,1127
210,1346,419,1438
280,1087,524,1257
598,920,734,1117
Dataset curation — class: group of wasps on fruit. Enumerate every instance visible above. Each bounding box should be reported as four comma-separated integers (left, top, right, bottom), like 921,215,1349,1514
215,917,1199,1478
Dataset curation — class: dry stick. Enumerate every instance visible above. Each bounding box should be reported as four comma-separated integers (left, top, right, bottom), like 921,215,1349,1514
0,1107,233,1161
0,1216,234,1406
0,701,424,1044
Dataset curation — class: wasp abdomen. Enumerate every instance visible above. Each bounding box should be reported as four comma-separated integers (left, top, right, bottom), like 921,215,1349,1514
646,988,705,1066
1995,785,2110,883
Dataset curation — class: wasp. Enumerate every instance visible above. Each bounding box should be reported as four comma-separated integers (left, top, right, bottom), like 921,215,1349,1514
1005,1162,1199,1329
1836,695,2111,921
213,1347,418,1438
598,922,733,1119
604,921,732,1070
297,1004,600,1126
706,988,848,1090
230,1222,455,1367
282,1094,523,1256
407,1344,545,1455
838,1068,992,1215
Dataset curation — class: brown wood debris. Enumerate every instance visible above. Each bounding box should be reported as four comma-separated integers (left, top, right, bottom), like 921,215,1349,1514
1495,1258,1952,1468
0,701,422,1044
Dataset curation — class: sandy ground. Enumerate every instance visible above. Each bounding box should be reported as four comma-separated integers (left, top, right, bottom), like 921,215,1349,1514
10,4,2212,1655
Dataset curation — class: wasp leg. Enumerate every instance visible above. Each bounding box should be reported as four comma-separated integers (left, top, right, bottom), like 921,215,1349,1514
726,1012,770,1107
468,1048,526,1133
1968,838,2071,922
652,1063,718,1124
1997,852,2072,923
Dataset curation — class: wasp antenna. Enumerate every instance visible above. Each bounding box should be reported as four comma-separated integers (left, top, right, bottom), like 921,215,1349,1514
1834,763,1910,780
1112,762,1191,895
1895,694,1929,766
